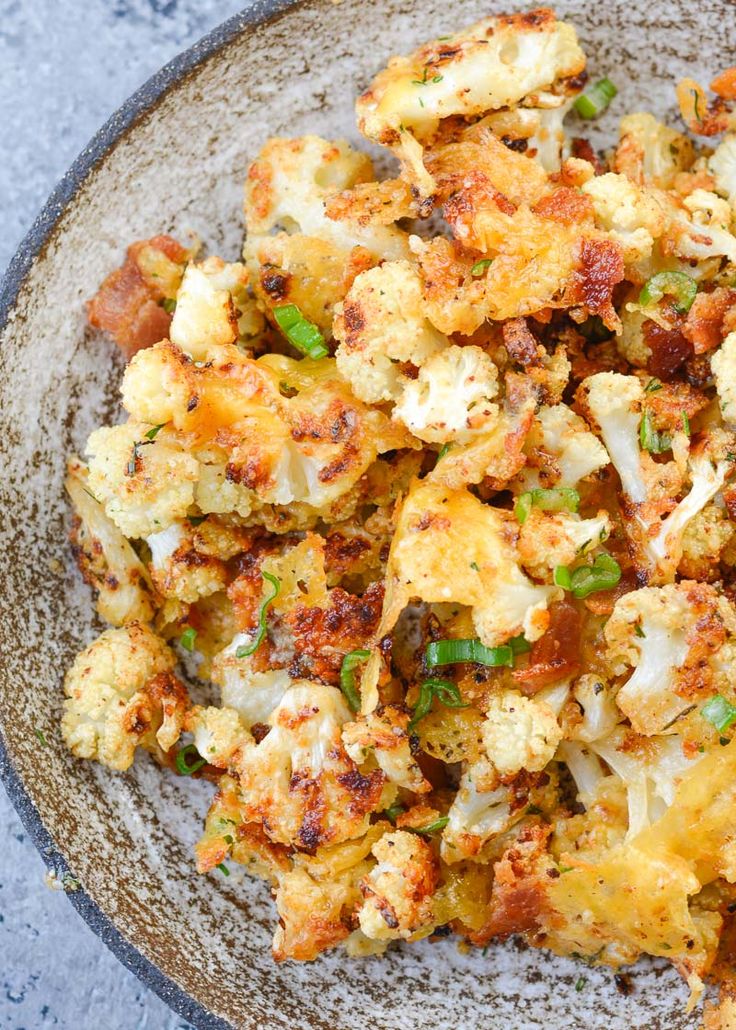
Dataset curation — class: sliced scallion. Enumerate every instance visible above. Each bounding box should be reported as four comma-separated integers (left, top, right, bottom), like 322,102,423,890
639,271,697,314
409,677,468,729
701,694,736,733
426,638,514,668
470,258,493,276
639,410,672,454
176,744,206,776
412,816,449,834
179,627,197,652
574,77,617,119
556,552,621,599
144,423,166,440
515,487,580,524
216,863,230,876
273,303,329,359
340,648,371,712
235,571,281,658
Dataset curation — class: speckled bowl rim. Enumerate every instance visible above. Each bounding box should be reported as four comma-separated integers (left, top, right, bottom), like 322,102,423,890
0,4,301,1026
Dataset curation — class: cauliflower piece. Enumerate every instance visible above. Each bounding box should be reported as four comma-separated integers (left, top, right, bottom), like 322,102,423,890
146,520,230,603
679,505,734,578
380,479,559,647
62,623,187,770
169,260,246,359
581,173,667,263
571,674,620,743
356,10,584,192
518,404,610,490
184,705,250,768
517,509,611,579
333,261,449,403
712,330,736,423
244,136,408,259
613,112,695,189
66,458,155,626
581,372,646,501
481,690,562,776
121,339,196,428
86,421,198,539
232,681,385,848
708,134,736,209
342,705,430,794
615,302,651,369
604,583,736,735
357,830,438,941
211,639,292,727
392,344,499,443
674,189,736,263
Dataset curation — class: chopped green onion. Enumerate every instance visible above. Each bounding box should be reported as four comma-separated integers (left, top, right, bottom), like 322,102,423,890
557,552,621,599
35,728,48,747
412,816,449,834
515,487,580,524
681,411,691,436
574,77,617,119
216,863,230,876
426,638,514,668
176,744,206,776
470,258,493,276
437,442,452,461
179,627,197,652
340,648,371,712
701,694,736,732
644,378,662,393
635,623,646,638
273,304,329,359
161,297,177,313
144,423,166,440
384,804,405,823
553,566,572,590
575,976,587,992
509,635,532,655
410,677,468,729
639,271,697,314
639,410,672,454
235,571,281,658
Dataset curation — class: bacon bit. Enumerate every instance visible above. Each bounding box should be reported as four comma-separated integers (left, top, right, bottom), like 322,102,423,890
711,67,736,100
643,320,693,380
532,187,594,226
583,568,637,615
502,318,541,367
87,235,188,358
682,287,736,355
513,601,581,693
573,237,625,328
570,138,604,175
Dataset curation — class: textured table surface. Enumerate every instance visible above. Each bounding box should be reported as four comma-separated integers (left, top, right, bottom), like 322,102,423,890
0,2,244,1027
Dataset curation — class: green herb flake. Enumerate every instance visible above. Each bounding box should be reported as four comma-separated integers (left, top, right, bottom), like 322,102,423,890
412,816,449,834
179,627,197,652
161,297,177,314
35,728,48,747
470,258,493,276
470,561,480,572
575,976,587,992
681,411,691,436
216,863,230,877
639,410,671,454
644,378,662,393
144,423,166,440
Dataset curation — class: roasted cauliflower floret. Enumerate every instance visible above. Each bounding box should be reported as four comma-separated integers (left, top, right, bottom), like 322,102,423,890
581,172,667,264
708,134,736,209
333,261,448,403
232,681,384,848
481,690,562,776
169,258,259,360
210,639,292,727
184,705,250,768
145,520,233,603
712,330,736,423
86,421,198,538
613,112,695,189
392,344,499,444
62,623,187,770
674,189,736,263
66,458,155,626
580,372,648,500
519,404,610,490
517,509,611,579
357,829,438,941
604,583,736,735
342,705,430,793
679,505,734,579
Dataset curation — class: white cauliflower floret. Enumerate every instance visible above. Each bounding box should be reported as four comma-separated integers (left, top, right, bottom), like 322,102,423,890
392,344,499,443
233,682,383,848
712,331,736,423
62,623,187,770
66,458,155,626
481,690,562,776
211,637,292,726
342,705,430,794
581,372,645,501
519,404,610,490
169,259,253,360
357,830,438,941
614,112,694,189
121,339,194,428
603,584,736,735
581,173,666,263
675,189,736,263
194,454,255,519
615,303,651,369
146,521,229,603
571,674,620,743
86,422,198,538
356,12,585,176
380,480,559,648
518,510,611,579
709,134,736,210
184,705,250,767
333,261,448,403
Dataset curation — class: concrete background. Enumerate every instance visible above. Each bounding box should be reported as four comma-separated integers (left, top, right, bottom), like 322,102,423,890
0,2,244,1026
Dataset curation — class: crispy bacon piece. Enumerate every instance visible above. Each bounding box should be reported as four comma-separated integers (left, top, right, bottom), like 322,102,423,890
571,137,604,175
87,234,189,358
513,600,581,693
531,187,594,226
643,319,693,380
573,237,625,328
682,287,736,355
502,318,541,367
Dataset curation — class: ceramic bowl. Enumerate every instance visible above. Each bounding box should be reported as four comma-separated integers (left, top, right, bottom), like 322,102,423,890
1,1,733,1026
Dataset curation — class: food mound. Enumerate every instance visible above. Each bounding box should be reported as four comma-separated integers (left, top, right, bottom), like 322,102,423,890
63,7,736,1016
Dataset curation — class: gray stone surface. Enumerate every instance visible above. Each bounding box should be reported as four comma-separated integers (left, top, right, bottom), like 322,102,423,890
0,2,244,1026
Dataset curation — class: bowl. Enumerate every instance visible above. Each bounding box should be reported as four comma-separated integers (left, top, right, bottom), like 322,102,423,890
1,1,732,1026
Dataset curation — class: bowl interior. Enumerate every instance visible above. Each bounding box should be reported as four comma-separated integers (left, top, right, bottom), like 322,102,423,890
1,1,733,1027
